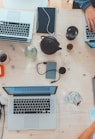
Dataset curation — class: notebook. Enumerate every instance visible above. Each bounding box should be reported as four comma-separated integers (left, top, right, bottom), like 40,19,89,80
83,16,95,48
36,7,56,34
3,86,57,130
0,9,34,42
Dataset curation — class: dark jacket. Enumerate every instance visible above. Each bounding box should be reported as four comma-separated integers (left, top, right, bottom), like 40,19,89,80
75,0,95,10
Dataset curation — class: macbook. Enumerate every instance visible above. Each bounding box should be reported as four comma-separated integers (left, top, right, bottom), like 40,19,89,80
83,16,95,48
0,9,34,42
3,86,57,130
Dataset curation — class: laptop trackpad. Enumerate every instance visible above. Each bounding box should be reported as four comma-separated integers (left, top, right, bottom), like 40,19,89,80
24,115,39,129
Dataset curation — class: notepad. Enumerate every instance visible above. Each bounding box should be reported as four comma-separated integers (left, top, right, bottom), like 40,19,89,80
36,7,56,33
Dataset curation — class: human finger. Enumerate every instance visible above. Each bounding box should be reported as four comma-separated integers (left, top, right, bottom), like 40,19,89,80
89,19,95,32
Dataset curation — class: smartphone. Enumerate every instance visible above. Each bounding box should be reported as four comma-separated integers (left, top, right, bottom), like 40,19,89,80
46,62,57,79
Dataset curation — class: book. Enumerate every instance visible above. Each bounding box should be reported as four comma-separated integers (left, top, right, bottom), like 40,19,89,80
36,7,56,33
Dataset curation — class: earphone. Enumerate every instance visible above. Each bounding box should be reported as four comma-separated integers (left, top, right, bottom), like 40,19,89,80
36,62,66,83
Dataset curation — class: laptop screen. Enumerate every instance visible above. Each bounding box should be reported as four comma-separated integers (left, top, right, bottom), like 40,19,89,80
3,86,57,96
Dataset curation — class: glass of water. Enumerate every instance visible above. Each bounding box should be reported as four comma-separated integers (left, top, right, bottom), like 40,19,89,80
24,46,37,61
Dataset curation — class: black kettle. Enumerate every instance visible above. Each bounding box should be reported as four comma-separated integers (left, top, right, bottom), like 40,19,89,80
40,36,62,55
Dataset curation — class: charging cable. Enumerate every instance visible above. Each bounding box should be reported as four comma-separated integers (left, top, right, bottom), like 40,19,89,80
36,62,66,83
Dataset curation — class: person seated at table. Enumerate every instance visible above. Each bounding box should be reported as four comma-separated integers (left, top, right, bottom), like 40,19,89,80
73,0,95,32
78,121,95,139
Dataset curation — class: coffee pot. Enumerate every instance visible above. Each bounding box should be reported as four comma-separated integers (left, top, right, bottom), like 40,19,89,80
40,36,62,55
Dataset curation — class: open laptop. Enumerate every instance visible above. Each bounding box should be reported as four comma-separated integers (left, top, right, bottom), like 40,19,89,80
0,9,34,42
83,16,95,48
3,86,57,130
3,0,48,10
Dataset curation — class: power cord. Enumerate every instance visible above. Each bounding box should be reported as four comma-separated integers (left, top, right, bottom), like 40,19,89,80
36,62,66,83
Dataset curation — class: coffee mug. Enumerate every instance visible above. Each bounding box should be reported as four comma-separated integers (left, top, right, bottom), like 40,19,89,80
66,26,78,40
0,50,9,64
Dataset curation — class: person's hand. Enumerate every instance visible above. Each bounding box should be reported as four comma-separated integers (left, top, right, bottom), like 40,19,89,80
84,6,95,32
78,122,95,139
90,121,95,131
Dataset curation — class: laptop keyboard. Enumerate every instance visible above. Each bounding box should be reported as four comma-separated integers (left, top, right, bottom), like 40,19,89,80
86,26,95,40
0,21,30,37
13,98,50,114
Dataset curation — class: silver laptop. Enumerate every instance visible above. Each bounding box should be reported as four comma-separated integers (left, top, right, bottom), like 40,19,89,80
83,16,95,48
0,9,34,42
3,86,57,130
3,0,48,10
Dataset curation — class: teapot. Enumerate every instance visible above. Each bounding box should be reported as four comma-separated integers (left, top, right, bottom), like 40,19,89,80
40,36,62,55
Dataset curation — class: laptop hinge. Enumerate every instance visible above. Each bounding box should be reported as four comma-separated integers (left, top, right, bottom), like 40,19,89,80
89,40,95,42
14,94,51,96
0,36,28,42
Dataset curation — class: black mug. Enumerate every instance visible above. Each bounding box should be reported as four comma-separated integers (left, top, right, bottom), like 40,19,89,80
0,50,9,64
66,26,78,40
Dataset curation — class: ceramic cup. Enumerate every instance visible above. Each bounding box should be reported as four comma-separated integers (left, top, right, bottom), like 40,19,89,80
0,50,10,64
66,26,78,40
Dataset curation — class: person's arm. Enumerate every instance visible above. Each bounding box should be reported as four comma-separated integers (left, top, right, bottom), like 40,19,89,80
75,0,95,32
78,122,95,139
75,0,92,10
84,6,95,32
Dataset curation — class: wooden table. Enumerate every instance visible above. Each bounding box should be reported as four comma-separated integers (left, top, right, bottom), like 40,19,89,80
0,8,95,139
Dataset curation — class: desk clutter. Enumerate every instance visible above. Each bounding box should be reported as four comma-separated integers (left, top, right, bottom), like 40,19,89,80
0,7,95,137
